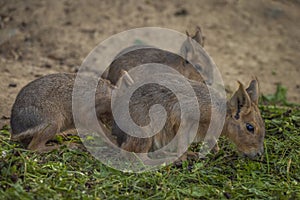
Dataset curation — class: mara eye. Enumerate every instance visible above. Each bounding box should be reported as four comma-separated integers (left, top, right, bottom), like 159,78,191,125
246,123,255,133
194,64,203,72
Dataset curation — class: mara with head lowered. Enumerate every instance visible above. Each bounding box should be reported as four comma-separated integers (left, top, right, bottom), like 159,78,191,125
102,26,214,86
112,78,265,164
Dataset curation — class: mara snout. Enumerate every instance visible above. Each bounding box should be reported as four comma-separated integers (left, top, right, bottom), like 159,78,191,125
223,79,265,159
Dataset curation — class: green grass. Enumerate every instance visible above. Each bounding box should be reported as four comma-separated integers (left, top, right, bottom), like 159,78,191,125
1,97,300,199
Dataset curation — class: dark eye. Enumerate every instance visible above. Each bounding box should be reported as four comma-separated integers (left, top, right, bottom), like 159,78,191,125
194,64,203,72
246,123,255,133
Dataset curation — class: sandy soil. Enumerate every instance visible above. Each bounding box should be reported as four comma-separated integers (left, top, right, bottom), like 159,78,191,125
0,0,299,128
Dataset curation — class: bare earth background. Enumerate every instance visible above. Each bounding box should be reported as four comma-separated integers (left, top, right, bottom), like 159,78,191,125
0,0,299,128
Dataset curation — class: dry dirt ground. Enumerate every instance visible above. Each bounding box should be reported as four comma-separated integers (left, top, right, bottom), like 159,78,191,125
0,0,299,128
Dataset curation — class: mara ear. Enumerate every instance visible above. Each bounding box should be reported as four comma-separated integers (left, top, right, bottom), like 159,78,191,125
192,26,204,47
246,78,259,105
182,33,195,62
185,30,190,37
229,81,252,119
121,69,134,86
115,70,134,88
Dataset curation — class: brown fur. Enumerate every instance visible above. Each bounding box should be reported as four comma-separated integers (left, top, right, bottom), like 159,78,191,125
112,78,265,162
10,72,265,163
102,26,214,86
10,73,116,152
223,79,265,158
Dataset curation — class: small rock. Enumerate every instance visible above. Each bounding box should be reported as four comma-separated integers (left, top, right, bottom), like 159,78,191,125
8,83,17,87
174,8,188,16
1,115,10,120
3,16,12,23
42,63,52,69
2,151,7,158
19,21,27,30
64,21,72,26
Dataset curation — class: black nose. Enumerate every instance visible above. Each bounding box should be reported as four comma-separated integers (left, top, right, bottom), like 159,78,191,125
204,78,213,86
244,150,263,159
258,147,264,156
255,149,264,157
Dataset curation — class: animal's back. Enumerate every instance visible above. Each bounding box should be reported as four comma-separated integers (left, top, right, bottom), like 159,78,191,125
105,48,203,85
112,78,225,151
11,73,76,136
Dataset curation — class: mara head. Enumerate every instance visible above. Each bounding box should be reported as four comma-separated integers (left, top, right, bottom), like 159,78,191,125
180,26,214,85
225,79,265,158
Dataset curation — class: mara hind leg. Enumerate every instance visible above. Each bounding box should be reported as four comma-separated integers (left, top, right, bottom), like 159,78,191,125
27,122,61,152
